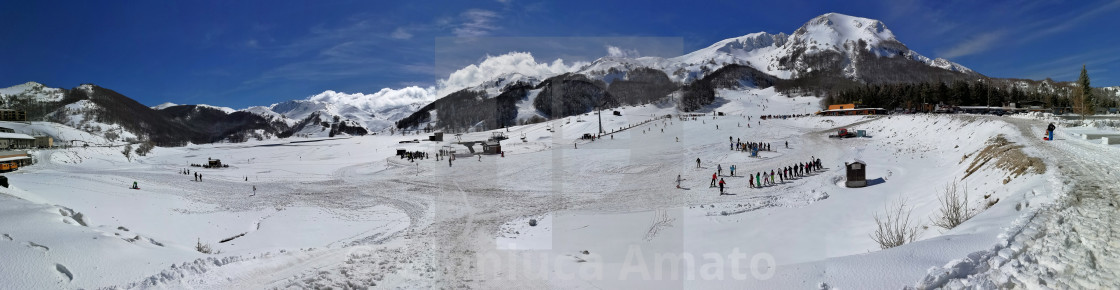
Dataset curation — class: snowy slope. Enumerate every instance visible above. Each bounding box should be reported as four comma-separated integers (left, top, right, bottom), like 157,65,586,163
0,121,113,146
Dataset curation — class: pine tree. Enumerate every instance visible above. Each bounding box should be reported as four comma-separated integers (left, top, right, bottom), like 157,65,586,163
1077,64,1095,118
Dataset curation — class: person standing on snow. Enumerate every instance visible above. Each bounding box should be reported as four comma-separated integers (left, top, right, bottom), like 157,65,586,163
730,165,736,177
676,174,682,189
718,164,722,176
719,178,726,195
710,172,718,187
1047,123,1056,141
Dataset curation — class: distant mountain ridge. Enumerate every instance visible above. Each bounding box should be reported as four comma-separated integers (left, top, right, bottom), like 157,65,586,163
0,82,291,144
396,12,986,131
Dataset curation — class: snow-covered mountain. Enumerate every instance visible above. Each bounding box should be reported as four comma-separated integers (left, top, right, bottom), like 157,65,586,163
0,81,67,102
580,13,974,84
1103,86,1120,98
1,82,290,144
396,13,989,131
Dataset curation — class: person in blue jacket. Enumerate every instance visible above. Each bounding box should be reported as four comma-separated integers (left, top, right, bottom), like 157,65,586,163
1047,123,1056,141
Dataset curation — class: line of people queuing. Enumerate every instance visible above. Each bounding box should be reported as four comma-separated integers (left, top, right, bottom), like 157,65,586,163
757,113,811,120
699,157,824,194
746,157,822,189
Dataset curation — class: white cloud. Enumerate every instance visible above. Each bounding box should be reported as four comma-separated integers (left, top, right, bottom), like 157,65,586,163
435,51,587,96
307,86,437,112
390,27,413,40
938,31,1005,59
606,45,640,58
301,52,587,112
453,9,500,37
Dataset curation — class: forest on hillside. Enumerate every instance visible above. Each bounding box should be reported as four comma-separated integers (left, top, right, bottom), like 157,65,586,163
821,80,1120,111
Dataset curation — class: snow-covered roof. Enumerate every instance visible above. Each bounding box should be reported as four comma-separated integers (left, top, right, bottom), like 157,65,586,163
0,156,29,162
0,132,35,140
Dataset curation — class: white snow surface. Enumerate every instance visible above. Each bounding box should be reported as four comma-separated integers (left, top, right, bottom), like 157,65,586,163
1,86,1110,289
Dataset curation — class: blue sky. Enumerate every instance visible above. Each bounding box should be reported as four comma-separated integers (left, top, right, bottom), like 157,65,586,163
2,0,1117,108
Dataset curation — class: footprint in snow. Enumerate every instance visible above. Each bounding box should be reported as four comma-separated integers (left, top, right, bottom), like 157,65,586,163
55,264,73,282
27,241,50,252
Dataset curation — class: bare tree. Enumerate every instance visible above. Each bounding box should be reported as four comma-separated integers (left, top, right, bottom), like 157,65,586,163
871,199,922,249
195,238,219,254
931,181,977,230
121,143,133,162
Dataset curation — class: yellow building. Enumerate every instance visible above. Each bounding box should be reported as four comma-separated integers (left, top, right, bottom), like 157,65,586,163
34,136,53,148
827,104,856,110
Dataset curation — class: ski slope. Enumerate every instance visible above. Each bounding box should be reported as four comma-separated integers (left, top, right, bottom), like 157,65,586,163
0,88,1112,289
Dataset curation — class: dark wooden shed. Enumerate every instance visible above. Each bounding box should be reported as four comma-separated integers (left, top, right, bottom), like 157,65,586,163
482,141,502,154
845,161,867,188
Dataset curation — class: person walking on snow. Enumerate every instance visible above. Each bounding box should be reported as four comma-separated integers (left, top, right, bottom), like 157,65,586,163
676,175,682,189
1047,123,1056,141
711,173,718,187
719,178,726,195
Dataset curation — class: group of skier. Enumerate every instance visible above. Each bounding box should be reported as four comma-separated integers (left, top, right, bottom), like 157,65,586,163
401,151,427,162
757,114,811,120
733,138,771,152
179,168,202,181
747,157,822,189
